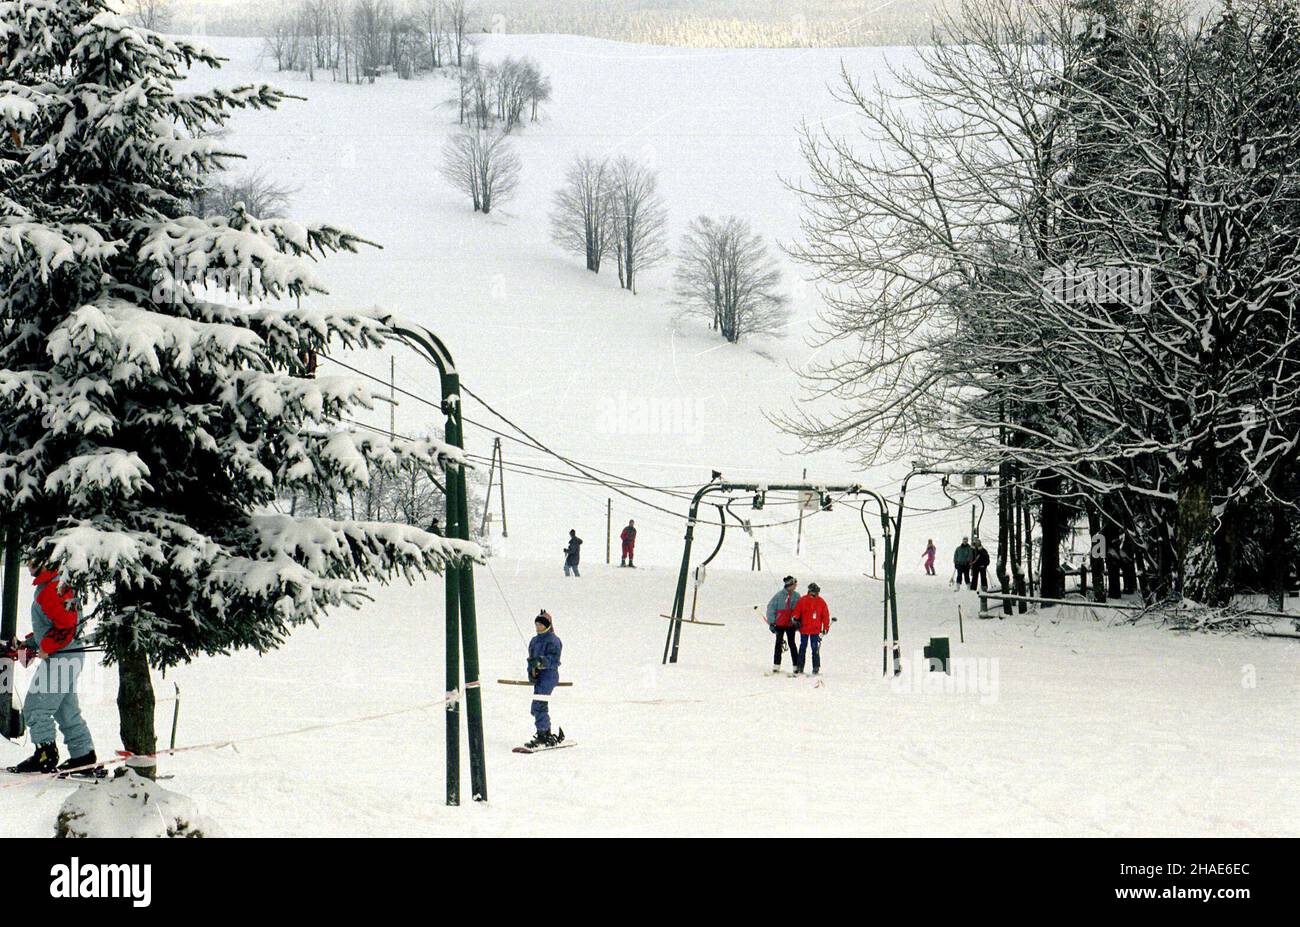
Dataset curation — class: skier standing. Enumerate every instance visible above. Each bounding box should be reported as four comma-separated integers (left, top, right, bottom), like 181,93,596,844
524,611,564,749
764,575,800,674
791,582,831,676
922,540,937,576
970,539,991,591
619,520,637,568
5,562,98,775
953,537,973,587
563,529,582,577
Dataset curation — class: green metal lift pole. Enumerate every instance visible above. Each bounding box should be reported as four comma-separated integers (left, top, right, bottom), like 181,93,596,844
885,472,925,677
882,467,999,676
449,385,488,802
391,324,487,807
663,485,711,664
441,379,462,807
880,512,892,676
1,524,21,738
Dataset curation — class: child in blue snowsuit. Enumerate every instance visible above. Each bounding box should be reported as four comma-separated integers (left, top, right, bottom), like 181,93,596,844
525,611,563,748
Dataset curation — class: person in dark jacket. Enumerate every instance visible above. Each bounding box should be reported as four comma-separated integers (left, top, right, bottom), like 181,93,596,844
970,539,991,591
953,537,973,587
619,520,637,568
525,611,564,748
5,562,97,775
764,576,800,673
563,530,582,577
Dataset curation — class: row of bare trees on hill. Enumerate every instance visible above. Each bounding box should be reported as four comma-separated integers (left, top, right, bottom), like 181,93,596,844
265,0,473,81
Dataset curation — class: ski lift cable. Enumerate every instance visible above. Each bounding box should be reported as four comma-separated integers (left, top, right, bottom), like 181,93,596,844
329,353,879,508
482,559,530,644
322,353,705,498
457,381,774,526
329,360,858,531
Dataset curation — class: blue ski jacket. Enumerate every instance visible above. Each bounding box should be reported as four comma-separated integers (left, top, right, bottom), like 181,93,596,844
528,629,562,676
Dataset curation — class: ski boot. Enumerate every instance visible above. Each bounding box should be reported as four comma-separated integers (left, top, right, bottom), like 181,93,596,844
524,730,551,749
57,751,106,779
8,741,58,774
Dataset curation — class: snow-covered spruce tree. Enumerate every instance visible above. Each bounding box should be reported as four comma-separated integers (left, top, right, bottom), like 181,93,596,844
0,2,476,772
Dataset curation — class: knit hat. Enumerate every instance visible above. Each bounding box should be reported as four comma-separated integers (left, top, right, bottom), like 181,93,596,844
807,582,820,595
535,611,553,629
783,575,797,587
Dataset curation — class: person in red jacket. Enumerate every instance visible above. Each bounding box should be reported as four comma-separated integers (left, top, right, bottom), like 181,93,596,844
5,562,97,775
791,582,831,675
619,520,637,568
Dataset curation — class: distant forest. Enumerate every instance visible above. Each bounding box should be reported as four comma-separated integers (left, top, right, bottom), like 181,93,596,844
157,0,957,46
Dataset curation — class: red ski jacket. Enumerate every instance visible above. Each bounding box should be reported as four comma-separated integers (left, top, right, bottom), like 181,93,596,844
31,570,79,655
793,594,830,635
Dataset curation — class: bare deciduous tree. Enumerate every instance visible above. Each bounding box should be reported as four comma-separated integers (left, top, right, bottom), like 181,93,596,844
605,155,667,294
193,168,295,218
446,0,472,67
550,155,612,272
441,127,521,214
675,215,789,343
784,0,1300,608
129,0,173,31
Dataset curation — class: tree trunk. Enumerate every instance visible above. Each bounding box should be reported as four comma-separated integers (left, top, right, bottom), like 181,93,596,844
116,645,157,779
1268,499,1287,611
1120,531,1138,595
1103,498,1123,598
1037,473,1063,598
1086,500,1107,603
1177,466,1226,605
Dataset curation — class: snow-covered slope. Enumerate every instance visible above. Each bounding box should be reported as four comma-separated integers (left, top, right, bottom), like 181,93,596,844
174,35,968,575
4,563,1295,836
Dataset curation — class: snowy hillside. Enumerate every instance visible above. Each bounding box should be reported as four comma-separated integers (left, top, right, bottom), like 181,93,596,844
172,35,972,574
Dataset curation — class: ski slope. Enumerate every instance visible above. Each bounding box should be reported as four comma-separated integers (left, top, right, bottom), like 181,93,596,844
1,35,1296,837
170,34,974,574
3,562,1295,836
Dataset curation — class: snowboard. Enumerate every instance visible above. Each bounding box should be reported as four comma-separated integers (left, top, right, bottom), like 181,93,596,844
512,741,578,754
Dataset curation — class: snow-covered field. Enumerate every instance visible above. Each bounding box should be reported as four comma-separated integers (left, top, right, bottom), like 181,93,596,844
2,34,1296,837
4,562,1296,836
